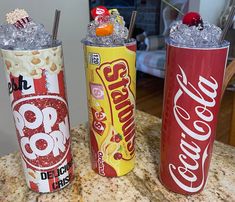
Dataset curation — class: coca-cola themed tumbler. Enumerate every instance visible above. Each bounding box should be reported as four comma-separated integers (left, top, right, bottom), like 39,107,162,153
159,40,229,194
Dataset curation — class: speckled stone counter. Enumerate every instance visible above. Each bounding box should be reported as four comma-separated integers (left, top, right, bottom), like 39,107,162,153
0,110,235,202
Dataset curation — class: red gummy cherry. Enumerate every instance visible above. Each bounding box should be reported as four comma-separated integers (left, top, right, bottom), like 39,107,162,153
115,135,121,143
114,152,122,160
182,12,203,27
111,134,122,143
91,6,110,19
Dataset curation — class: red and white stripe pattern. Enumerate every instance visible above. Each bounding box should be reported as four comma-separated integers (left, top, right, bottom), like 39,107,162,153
14,17,30,29
21,151,74,193
7,70,66,106
5,73,14,103
21,75,35,96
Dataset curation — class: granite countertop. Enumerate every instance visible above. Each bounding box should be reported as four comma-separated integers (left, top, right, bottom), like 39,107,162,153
0,110,235,202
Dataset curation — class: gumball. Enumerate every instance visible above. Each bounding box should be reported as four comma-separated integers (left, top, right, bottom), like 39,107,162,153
182,12,203,28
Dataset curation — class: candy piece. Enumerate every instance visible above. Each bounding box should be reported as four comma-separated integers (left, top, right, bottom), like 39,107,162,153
84,6,128,45
6,8,30,28
96,24,114,37
91,6,110,19
109,9,124,25
95,15,110,23
111,134,122,143
182,12,203,27
114,152,122,160
109,9,120,16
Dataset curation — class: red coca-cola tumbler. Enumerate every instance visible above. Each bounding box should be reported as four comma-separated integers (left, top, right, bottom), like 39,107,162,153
159,41,229,195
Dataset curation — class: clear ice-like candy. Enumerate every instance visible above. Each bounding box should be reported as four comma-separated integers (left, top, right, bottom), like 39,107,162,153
0,21,57,50
169,21,223,48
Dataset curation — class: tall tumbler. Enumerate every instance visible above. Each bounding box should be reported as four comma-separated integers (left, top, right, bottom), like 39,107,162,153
0,44,74,193
82,40,136,177
159,41,229,195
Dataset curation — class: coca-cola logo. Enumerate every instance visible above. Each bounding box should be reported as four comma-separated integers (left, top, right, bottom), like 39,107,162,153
12,95,70,170
97,59,135,156
169,65,218,193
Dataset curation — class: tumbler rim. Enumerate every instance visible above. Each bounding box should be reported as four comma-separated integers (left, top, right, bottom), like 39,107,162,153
81,38,136,47
0,41,62,52
166,38,230,50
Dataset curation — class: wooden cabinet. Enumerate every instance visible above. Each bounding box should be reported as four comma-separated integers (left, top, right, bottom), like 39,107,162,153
226,29,235,59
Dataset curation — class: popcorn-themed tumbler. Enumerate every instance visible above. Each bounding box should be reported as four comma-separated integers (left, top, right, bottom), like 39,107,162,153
0,44,74,193
83,40,136,177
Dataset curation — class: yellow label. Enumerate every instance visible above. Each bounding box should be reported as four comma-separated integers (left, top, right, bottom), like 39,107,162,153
84,43,136,176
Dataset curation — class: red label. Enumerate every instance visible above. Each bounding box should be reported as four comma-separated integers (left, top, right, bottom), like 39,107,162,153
12,95,71,170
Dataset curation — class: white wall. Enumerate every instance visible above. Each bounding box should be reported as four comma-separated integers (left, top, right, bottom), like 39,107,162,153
188,0,200,12
0,0,89,156
200,0,228,25
189,0,228,24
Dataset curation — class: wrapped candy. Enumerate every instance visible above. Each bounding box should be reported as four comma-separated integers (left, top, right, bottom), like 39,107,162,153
85,6,128,46
91,6,114,37
6,8,30,29
109,9,124,25
91,6,110,19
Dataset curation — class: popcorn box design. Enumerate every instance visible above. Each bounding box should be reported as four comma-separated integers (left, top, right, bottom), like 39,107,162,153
1,45,74,193
83,40,136,177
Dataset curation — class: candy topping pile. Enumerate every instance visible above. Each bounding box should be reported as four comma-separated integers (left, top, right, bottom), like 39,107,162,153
0,9,57,50
83,6,129,46
169,12,224,48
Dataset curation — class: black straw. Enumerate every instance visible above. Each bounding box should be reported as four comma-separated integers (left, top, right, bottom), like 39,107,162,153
128,11,137,40
52,9,61,44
